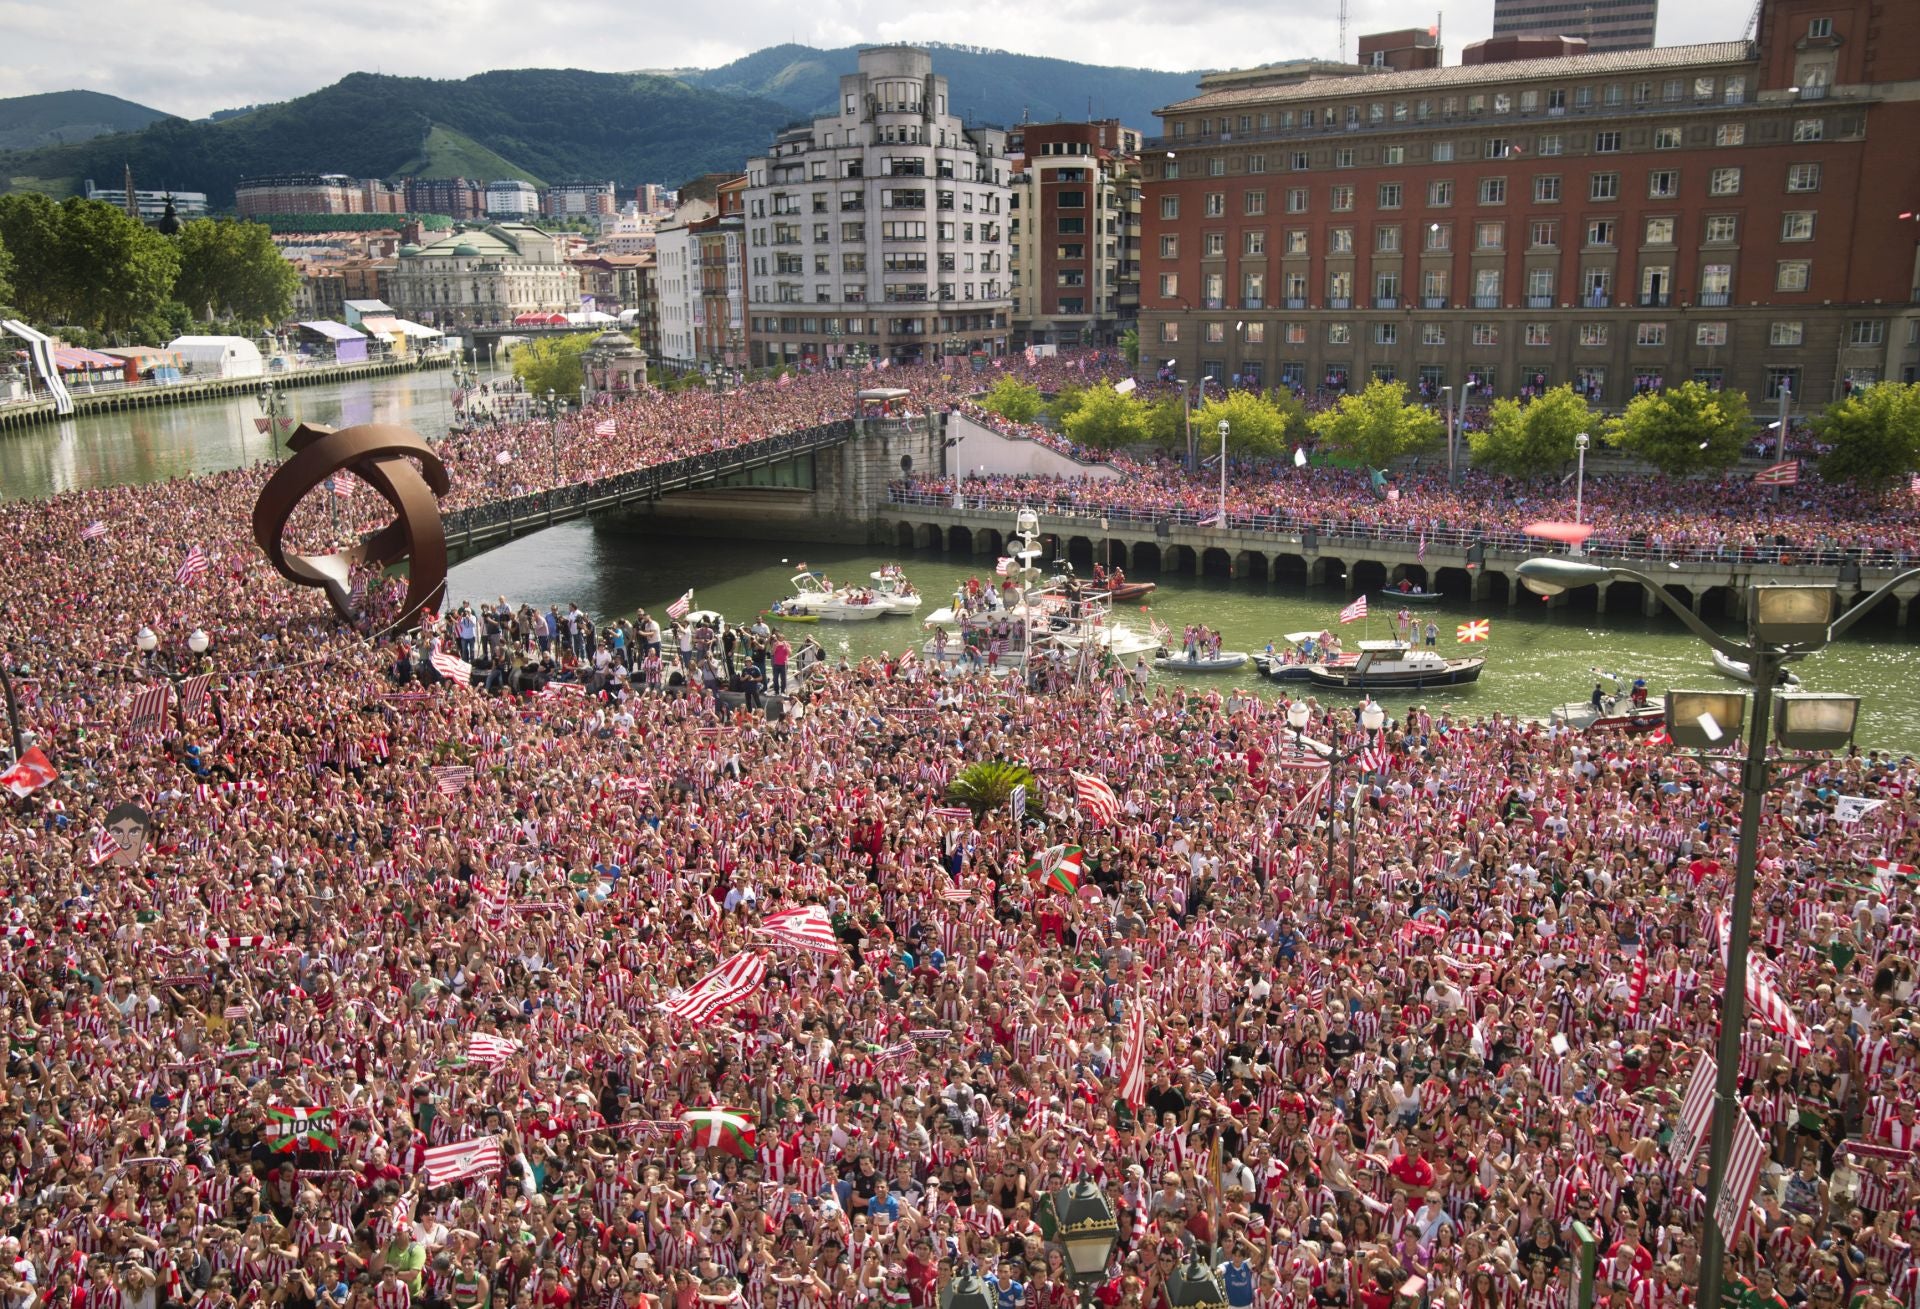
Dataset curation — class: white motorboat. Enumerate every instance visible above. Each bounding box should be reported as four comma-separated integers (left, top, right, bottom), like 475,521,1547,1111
1305,640,1485,691
773,572,889,621
1155,650,1251,673
1548,668,1667,732
866,565,924,614
1711,649,1802,688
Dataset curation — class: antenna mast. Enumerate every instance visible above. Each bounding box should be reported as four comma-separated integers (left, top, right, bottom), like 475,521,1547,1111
1339,0,1351,61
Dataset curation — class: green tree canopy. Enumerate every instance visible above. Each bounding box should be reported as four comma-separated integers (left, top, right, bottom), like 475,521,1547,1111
1144,396,1187,451
1061,384,1151,450
510,333,600,397
1469,384,1598,478
1043,383,1087,428
1118,327,1139,369
174,218,300,326
979,375,1043,423
1601,381,1750,475
0,230,12,306
1195,389,1310,458
1308,379,1444,468
1815,382,1920,491
0,193,179,338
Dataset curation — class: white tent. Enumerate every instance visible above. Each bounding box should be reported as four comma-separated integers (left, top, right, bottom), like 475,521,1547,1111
168,335,264,380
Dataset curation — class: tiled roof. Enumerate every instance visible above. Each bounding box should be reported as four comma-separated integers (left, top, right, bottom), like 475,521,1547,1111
1158,41,1753,113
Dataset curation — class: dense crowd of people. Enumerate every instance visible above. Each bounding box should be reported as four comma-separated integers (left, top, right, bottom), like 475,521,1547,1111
2,355,1919,1309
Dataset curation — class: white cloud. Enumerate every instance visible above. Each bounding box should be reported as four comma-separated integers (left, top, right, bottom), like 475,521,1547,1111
0,0,1752,119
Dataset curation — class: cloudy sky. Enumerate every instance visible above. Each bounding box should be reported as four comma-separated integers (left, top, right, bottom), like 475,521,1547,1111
3,0,1753,119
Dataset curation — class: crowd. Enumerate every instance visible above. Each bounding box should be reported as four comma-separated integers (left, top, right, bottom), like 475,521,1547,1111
2,356,1920,1309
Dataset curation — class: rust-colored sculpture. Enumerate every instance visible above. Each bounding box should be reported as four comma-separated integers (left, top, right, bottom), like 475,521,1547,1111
252,423,450,627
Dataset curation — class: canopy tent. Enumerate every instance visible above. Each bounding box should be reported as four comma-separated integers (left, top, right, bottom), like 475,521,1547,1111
297,320,369,363
53,347,133,384
513,312,569,326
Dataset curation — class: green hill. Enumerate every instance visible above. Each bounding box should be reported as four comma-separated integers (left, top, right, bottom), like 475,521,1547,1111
678,42,1203,131
0,69,793,206
0,89,175,151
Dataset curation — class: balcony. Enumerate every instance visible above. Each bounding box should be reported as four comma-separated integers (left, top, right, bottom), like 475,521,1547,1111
1242,298,1265,310
1472,294,1501,308
1422,296,1448,309
886,162,926,177
1698,291,1730,306
1285,297,1307,309
1583,293,1612,308
1527,294,1554,308
841,199,865,212
1203,297,1225,309
1329,296,1352,309
1374,296,1399,309
1639,293,1671,307
1799,84,1828,100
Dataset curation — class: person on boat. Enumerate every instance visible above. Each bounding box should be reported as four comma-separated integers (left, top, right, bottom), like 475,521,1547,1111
1591,682,1607,711
1397,578,1414,594
1630,678,1649,708
1424,621,1438,647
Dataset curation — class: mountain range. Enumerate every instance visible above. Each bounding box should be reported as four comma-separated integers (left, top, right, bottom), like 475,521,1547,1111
0,45,1203,209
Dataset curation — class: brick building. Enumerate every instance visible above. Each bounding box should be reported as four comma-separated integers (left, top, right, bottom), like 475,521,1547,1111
1140,0,1920,407
235,174,366,218
404,178,485,221
1491,0,1657,55
1008,120,1143,348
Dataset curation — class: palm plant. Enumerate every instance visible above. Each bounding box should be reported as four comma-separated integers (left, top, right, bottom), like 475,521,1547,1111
946,761,1040,818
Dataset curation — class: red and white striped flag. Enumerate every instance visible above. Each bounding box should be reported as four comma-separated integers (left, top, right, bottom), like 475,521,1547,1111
430,766,473,798
87,828,120,867
179,674,213,723
1870,856,1916,877
666,589,693,620
1713,1110,1769,1245
659,951,768,1025
937,886,974,903
1117,997,1149,1110
175,545,210,584
1338,595,1368,624
1670,1053,1718,1172
465,1033,519,1068
79,520,109,541
539,681,588,700
127,684,171,738
929,805,973,820
1753,460,1800,486
1624,955,1649,1015
206,935,272,952
594,418,616,438
430,651,473,684
754,905,841,955
1070,770,1121,825
995,557,1015,577
1359,734,1390,774
421,1135,503,1185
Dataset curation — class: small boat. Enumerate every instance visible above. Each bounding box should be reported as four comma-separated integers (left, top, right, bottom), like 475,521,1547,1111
1155,650,1250,673
1107,580,1157,603
1377,588,1444,605
866,566,924,614
762,606,820,624
1306,640,1484,690
686,609,726,629
1711,649,1802,688
1257,631,1356,683
773,572,889,621
1550,671,1666,732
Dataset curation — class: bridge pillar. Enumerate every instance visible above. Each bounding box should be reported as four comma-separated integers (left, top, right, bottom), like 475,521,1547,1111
1899,595,1912,628
1690,588,1706,617
1594,581,1610,615
1643,588,1662,618
1505,571,1523,607
1726,588,1746,622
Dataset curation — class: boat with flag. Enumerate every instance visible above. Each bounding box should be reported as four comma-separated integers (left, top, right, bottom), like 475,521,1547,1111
866,565,925,613
1549,668,1667,732
1304,640,1485,690
1256,632,1359,683
1376,585,1444,605
771,572,889,621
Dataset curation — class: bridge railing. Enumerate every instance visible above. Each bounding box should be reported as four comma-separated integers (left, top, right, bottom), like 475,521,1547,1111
883,487,1920,573
444,422,856,540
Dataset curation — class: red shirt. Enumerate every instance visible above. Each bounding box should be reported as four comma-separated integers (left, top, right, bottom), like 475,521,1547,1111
1389,1152,1435,1191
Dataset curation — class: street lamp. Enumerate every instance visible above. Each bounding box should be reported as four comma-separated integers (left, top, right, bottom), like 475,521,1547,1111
188,629,210,656
1052,1180,1119,1307
1164,1253,1229,1309
1286,698,1386,890
1516,556,1918,1309
135,626,159,656
941,1272,998,1309
258,380,284,454
540,388,565,523
1216,418,1230,528
1572,431,1590,554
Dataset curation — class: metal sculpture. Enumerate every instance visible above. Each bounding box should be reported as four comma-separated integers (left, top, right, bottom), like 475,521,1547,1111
252,423,450,628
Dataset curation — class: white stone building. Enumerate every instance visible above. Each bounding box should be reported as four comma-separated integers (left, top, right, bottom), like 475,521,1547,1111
387,224,581,326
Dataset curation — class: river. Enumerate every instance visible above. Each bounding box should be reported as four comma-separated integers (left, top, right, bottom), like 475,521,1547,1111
450,520,1920,750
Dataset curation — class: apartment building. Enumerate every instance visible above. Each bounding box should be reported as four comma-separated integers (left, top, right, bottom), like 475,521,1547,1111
1141,0,1920,405
1491,0,1658,55
742,45,1012,368
1008,120,1144,349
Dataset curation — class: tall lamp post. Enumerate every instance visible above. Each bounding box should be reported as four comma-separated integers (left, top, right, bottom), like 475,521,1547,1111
1517,557,1920,1309
941,1269,998,1309
540,389,566,524
1286,698,1385,891
258,379,285,455
0,646,28,759
1572,432,1589,554
1051,1181,1120,1309
1164,1252,1229,1309
1216,419,1230,528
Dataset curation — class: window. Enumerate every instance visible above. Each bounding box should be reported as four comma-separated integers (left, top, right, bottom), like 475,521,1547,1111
1058,217,1084,234
1648,170,1678,198
1527,267,1554,299
1328,323,1351,345
1475,221,1504,250
1654,127,1682,150
1204,192,1226,217
1781,211,1815,241
1376,323,1399,345
1769,321,1803,346
1206,322,1225,343
1594,131,1622,153
1793,118,1824,142
1382,146,1405,165
1248,154,1267,173
1330,186,1355,212
1587,220,1615,247
1376,225,1401,253
1850,320,1886,347
1242,271,1265,305
1428,179,1454,207
1208,157,1226,177
1245,323,1265,344
1710,167,1742,195
1243,230,1266,256
1472,323,1500,346
1716,123,1746,147
1057,189,1086,208
1285,323,1307,344
1244,190,1267,215
1480,177,1507,205
1534,175,1561,203
1158,274,1179,297
1203,232,1226,256
1160,196,1179,219
1695,76,1716,101
1787,163,1822,192
1765,367,1801,400
1809,16,1832,36
1538,134,1564,157
1644,217,1675,245
1474,268,1502,301
1664,79,1684,103
1335,148,1356,168
1696,322,1728,347
1636,323,1667,346
1493,94,1512,115
1423,323,1447,346
1725,76,1747,104
1286,229,1308,254
1705,215,1738,243
1776,260,1811,291
1425,222,1451,251
1160,235,1179,258
1531,220,1559,248
1432,141,1454,162
1378,183,1403,209
1581,323,1608,347
1290,151,1310,171
1163,160,1180,180
1287,187,1309,213
1329,228,1354,253
1159,321,1179,342
1486,137,1510,159
1590,172,1619,201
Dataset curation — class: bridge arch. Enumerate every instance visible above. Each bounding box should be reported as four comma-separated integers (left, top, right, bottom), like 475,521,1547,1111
1349,559,1389,594
1100,539,1131,571
1065,536,1095,571
1236,551,1269,583
1164,544,1198,576
977,527,1005,559
894,521,917,551
946,525,973,554
1200,547,1234,578
1273,553,1310,585
1131,542,1162,573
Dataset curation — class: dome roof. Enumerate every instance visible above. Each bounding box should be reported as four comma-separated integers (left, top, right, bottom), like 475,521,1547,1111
451,242,480,257
398,243,422,256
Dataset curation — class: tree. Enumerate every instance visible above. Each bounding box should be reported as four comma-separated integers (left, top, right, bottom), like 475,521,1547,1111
53,198,179,338
0,192,71,325
946,761,1040,819
1816,382,1920,490
1062,384,1150,450
1601,381,1750,475
510,332,599,396
0,230,12,307
1118,326,1139,369
1469,385,1597,478
174,219,300,326
980,375,1043,423
1195,389,1309,458
1309,379,1444,468
1044,384,1087,428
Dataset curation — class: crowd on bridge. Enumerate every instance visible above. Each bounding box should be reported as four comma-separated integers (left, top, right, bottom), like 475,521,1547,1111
4,353,1920,1309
